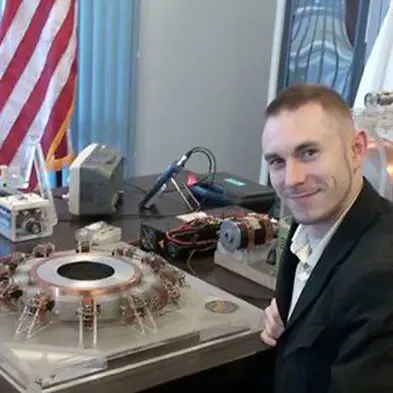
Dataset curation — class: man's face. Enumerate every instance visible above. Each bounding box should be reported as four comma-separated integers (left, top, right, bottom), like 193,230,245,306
262,103,364,226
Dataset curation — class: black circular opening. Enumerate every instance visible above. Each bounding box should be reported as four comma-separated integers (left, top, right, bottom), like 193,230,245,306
224,232,232,240
57,261,115,281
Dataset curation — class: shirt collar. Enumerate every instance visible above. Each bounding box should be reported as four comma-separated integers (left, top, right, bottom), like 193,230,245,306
290,225,309,256
289,185,362,265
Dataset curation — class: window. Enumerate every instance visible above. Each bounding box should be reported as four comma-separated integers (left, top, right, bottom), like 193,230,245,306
278,0,387,105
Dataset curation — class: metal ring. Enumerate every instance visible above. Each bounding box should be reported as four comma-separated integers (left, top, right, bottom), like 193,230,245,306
30,252,142,297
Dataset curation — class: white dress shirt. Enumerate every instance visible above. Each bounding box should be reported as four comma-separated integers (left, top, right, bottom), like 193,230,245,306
287,190,361,320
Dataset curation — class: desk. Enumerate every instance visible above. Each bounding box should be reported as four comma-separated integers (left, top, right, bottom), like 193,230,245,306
0,176,275,393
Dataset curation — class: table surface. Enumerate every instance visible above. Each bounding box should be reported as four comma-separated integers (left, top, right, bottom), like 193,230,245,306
0,174,275,393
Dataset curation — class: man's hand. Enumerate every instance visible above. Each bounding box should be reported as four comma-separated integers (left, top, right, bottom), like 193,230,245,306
260,298,284,347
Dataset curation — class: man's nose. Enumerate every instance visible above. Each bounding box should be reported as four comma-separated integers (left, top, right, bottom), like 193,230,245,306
285,160,306,187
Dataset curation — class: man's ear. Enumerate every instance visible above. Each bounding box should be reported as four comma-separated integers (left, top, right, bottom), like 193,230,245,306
351,129,368,165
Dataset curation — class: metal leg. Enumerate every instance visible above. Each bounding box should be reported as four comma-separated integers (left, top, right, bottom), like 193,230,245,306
92,299,98,347
170,178,200,211
78,304,84,348
77,297,99,348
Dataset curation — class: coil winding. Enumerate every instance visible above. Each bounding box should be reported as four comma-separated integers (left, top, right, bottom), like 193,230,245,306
219,214,276,252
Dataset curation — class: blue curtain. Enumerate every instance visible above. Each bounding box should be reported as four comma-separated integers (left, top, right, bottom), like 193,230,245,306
66,0,140,183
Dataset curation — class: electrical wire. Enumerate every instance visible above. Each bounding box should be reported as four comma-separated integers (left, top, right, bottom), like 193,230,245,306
185,146,217,185
163,209,248,254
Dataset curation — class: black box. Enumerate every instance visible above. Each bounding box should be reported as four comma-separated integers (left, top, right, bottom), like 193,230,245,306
188,172,276,213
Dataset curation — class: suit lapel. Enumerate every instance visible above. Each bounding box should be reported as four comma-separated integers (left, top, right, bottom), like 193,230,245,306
275,222,299,322
282,180,383,330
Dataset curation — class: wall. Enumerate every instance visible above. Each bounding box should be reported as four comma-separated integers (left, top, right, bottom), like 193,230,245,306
134,0,278,181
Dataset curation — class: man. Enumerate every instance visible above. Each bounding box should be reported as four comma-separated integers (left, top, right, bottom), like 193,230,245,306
261,83,393,393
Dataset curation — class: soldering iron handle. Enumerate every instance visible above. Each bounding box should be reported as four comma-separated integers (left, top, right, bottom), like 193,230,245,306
139,155,189,209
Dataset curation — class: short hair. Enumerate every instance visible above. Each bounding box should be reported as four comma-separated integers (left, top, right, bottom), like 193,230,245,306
265,84,352,121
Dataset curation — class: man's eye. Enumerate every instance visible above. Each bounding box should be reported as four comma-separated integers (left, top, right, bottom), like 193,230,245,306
302,149,318,160
268,158,284,168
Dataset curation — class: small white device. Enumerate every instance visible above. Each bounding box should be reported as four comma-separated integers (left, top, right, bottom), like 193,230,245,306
75,221,122,246
0,139,57,242
0,192,56,242
68,143,124,216
214,242,277,290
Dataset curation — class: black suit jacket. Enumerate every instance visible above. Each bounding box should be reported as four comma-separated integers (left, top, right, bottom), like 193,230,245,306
272,180,393,393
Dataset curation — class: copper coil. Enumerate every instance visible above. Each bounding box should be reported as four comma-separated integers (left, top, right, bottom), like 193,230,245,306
29,252,142,298
219,215,276,252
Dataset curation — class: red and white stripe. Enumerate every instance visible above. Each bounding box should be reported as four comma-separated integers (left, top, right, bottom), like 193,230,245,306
0,0,78,183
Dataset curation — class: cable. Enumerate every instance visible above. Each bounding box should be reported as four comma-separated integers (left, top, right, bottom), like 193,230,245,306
185,146,217,185
162,209,248,258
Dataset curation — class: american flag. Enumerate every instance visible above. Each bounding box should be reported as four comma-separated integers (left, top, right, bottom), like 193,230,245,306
0,0,78,186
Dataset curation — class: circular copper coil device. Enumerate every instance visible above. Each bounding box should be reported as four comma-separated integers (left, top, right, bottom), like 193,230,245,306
219,214,277,252
9,245,188,344
30,253,142,297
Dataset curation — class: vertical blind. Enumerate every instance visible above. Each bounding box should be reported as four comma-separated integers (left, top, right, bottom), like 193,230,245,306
71,0,140,179
0,0,140,184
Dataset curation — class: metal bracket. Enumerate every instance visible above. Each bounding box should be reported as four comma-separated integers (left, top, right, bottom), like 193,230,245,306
170,177,200,211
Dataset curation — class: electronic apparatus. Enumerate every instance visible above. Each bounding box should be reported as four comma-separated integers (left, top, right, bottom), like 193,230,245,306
140,206,251,259
214,242,278,290
187,171,276,213
353,105,393,201
214,214,280,290
139,147,277,214
0,192,56,242
364,91,393,107
0,242,263,393
139,153,192,210
0,142,58,243
75,221,122,246
218,213,277,252
68,143,124,216
139,146,218,211
361,132,393,201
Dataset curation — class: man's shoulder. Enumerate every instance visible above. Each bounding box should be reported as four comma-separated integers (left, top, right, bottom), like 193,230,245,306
337,195,393,265
333,201,393,306
371,195,393,232
342,196,393,268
